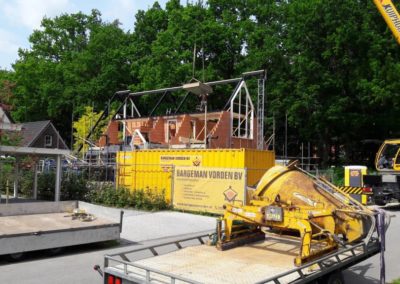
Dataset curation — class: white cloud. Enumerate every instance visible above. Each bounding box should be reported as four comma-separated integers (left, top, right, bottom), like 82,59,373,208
0,28,22,69
1,0,72,30
0,29,20,54
102,0,137,29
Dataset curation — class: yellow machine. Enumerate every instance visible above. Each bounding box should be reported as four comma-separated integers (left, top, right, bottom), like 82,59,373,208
217,162,375,266
338,166,371,205
373,0,400,45
363,139,400,205
375,139,400,171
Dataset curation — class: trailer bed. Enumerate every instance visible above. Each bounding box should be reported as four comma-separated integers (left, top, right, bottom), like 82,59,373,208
0,201,122,256
104,234,381,284
0,212,117,236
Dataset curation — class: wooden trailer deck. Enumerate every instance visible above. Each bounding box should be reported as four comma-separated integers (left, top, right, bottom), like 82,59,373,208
105,233,380,284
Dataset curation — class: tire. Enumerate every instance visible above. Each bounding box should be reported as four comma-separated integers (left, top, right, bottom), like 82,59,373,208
325,271,344,284
374,196,388,206
6,252,25,262
48,247,64,256
375,199,387,206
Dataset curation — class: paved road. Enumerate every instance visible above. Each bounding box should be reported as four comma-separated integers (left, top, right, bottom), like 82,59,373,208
0,203,398,283
343,204,400,284
0,204,215,284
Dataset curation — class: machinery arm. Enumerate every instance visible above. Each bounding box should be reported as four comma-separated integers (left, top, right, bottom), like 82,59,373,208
217,164,375,266
374,0,400,45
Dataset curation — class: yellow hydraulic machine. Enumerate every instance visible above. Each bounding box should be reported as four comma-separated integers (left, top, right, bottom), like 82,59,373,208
216,162,375,266
373,0,400,45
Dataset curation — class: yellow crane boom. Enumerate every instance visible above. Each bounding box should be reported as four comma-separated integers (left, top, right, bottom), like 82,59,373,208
374,0,400,44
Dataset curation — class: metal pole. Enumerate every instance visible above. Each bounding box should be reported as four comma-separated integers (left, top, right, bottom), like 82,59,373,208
285,112,288,163
273,114,275,151
204,96,207,148
13,157,19,198
70,103,74,150
123,99,127,145
238,88,242,137
6,179,9,204
33,162,38,199
55,155,62,202
308,142,311,170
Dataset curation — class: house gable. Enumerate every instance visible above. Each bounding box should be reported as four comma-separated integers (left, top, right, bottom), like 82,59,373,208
21,121,68,149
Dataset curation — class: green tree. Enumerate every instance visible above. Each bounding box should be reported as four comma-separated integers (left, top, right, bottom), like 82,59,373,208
12,9,131,139
72,106,106,152
8,0,400,166
0,69,16,105
260,0,400,164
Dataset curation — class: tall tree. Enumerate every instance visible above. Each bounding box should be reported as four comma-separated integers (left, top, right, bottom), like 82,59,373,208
0,69,16,105
12,10,131,139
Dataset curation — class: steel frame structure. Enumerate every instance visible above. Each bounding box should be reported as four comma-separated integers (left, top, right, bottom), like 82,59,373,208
78,70,266,152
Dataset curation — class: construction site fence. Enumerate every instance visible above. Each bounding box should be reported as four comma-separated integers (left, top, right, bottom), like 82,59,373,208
0,161,116,201
0,162,271,202
1,161,337,204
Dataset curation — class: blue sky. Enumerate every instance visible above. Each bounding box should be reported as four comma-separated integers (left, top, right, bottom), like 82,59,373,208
0,0,168,70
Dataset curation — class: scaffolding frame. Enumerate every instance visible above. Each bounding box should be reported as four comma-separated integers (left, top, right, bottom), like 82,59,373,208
77,70,266,155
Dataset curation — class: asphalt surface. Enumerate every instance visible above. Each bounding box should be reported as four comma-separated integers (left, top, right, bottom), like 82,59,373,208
343,204,400,284
0,203,399,284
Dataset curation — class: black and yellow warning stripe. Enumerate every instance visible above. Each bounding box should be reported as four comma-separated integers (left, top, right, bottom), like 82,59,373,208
338,186,365,195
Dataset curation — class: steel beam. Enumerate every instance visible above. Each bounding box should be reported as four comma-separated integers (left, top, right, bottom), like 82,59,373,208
149,91,169,116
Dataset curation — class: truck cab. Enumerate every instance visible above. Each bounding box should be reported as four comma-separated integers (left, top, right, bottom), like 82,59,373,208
375,139,400,171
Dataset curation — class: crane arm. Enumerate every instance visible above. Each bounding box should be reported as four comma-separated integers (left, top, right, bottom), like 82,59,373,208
373,0,400,44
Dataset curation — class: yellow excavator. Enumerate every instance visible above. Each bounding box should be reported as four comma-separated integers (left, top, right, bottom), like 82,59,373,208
217,162,377,266
360,139,400,205
373,0,400,45
357,1,400,205
216,2,397,266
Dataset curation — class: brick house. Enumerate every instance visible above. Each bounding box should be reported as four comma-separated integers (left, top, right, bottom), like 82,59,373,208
99,110,257,150
98,75,265,150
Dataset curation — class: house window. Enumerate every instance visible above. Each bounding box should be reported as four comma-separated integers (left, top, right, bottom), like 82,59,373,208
166,120,177,142
37,160,44,173
190,120,196,139
44,135,53,147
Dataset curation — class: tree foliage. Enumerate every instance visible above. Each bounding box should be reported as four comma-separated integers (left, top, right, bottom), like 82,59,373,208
72,106,106,152
11,10,130,139
0,69,16,105
3,0,400,165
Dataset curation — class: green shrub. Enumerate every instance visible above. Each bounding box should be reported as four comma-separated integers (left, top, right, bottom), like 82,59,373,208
332,166,344,186
61,172,87,200
19,170,34,197
0,163,169,211
86,186,170,211
37,172,56,200
0,159,15,195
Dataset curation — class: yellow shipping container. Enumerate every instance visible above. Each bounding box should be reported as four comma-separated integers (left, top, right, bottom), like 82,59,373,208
116,148,275,201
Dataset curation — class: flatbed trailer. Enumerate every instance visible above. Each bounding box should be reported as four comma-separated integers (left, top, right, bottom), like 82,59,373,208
101,232,381,284
0,201,122,259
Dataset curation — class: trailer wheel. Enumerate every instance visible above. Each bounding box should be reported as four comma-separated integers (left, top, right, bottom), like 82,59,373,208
48,247,64,256
374,198,387,206
325,271,344,284
7,252,25,262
